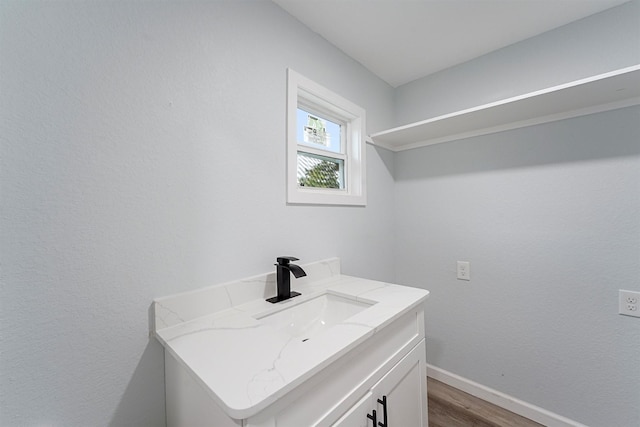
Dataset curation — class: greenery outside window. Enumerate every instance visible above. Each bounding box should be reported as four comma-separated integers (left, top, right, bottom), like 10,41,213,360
287,69,366,205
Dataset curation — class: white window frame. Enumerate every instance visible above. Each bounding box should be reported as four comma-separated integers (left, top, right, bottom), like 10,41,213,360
287,69,366,206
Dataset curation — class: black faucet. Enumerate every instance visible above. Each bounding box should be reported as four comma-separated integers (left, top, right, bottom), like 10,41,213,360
266,256,307,303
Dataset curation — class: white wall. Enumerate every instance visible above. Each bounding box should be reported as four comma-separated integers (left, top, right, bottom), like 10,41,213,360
393,2,640,426
0,1,395,425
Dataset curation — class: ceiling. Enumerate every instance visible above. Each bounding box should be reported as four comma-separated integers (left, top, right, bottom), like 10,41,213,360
273,0,630,87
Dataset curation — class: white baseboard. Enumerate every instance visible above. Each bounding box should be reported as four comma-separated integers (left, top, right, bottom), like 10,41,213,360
427,364,589,427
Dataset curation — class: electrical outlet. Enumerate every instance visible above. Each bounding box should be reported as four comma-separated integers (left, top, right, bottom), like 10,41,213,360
457,261,470,281
619,290,640,318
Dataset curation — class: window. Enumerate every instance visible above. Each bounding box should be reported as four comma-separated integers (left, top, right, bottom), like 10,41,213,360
287,69,366,205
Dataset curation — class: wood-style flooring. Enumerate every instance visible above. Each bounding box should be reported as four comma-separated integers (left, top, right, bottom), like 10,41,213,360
427,378,544,427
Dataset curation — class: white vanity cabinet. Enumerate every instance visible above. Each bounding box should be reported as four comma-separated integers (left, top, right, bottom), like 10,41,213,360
332,343,427,427
165,306,428,427
371,342,427,427
155,259,430,427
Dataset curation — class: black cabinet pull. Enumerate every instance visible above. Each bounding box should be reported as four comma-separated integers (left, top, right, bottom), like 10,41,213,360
377,395,388,427
367,409,377,426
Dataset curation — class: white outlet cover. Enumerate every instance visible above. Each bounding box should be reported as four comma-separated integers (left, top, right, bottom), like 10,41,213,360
619,290,640,318
457,261,470,281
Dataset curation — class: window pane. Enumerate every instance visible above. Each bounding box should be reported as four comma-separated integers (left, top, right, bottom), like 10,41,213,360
297,152,344,189
297,108,342,153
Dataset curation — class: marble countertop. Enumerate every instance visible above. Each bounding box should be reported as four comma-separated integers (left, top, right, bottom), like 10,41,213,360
153,258,429,420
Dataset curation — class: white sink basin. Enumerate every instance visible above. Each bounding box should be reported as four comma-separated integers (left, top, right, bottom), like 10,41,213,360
255,294,373,340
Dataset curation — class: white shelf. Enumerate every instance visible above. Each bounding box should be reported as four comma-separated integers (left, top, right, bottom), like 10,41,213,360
369,65,640,152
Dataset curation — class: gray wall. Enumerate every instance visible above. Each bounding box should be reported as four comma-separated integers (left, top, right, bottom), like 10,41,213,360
0,1,395,425
395,107,640,427
2,1,639,426
394,0,640,125
393,2,640,426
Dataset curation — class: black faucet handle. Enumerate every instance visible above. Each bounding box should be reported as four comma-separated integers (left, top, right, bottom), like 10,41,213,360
276,256,299,265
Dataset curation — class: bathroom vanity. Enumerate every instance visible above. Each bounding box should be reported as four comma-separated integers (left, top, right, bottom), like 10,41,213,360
153,258,430,426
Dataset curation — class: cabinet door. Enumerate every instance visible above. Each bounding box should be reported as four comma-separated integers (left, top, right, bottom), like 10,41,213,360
332,392,373,427
371,343,427,427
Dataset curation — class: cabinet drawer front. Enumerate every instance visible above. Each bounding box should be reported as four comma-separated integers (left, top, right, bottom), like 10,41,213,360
271,308,424,427
332,392,373,427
